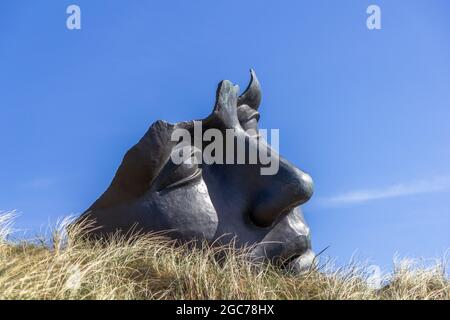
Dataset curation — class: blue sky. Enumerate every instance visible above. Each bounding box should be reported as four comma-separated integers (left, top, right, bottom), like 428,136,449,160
1,0,449,271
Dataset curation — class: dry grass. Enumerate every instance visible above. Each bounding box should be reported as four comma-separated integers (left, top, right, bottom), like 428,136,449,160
0,211,448,300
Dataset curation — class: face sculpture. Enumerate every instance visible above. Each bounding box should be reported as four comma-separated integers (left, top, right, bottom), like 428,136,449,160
78,70,314,272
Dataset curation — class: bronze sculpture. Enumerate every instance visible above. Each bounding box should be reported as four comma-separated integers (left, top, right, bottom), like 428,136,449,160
77,70,315,272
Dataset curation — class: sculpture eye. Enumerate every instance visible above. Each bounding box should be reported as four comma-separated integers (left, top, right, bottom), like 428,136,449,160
154,148,202,192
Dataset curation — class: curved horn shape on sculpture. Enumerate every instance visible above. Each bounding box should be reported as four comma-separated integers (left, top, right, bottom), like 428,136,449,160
238,69,262,110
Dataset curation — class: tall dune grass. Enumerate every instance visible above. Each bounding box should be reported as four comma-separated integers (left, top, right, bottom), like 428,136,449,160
0,211,448,300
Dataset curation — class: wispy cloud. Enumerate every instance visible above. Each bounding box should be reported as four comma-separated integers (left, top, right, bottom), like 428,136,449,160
20,177,59,189
317,176,450,207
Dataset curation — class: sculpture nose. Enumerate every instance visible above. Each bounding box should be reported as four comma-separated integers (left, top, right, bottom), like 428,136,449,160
250,158,314,228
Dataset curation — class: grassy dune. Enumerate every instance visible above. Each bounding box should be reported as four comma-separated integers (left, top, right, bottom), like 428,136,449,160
0,212,448,300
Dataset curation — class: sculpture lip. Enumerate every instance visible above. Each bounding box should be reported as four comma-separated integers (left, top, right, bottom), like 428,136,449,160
278,234,312,263
249,208,312,269
275,236,314,273
249,236,312,272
